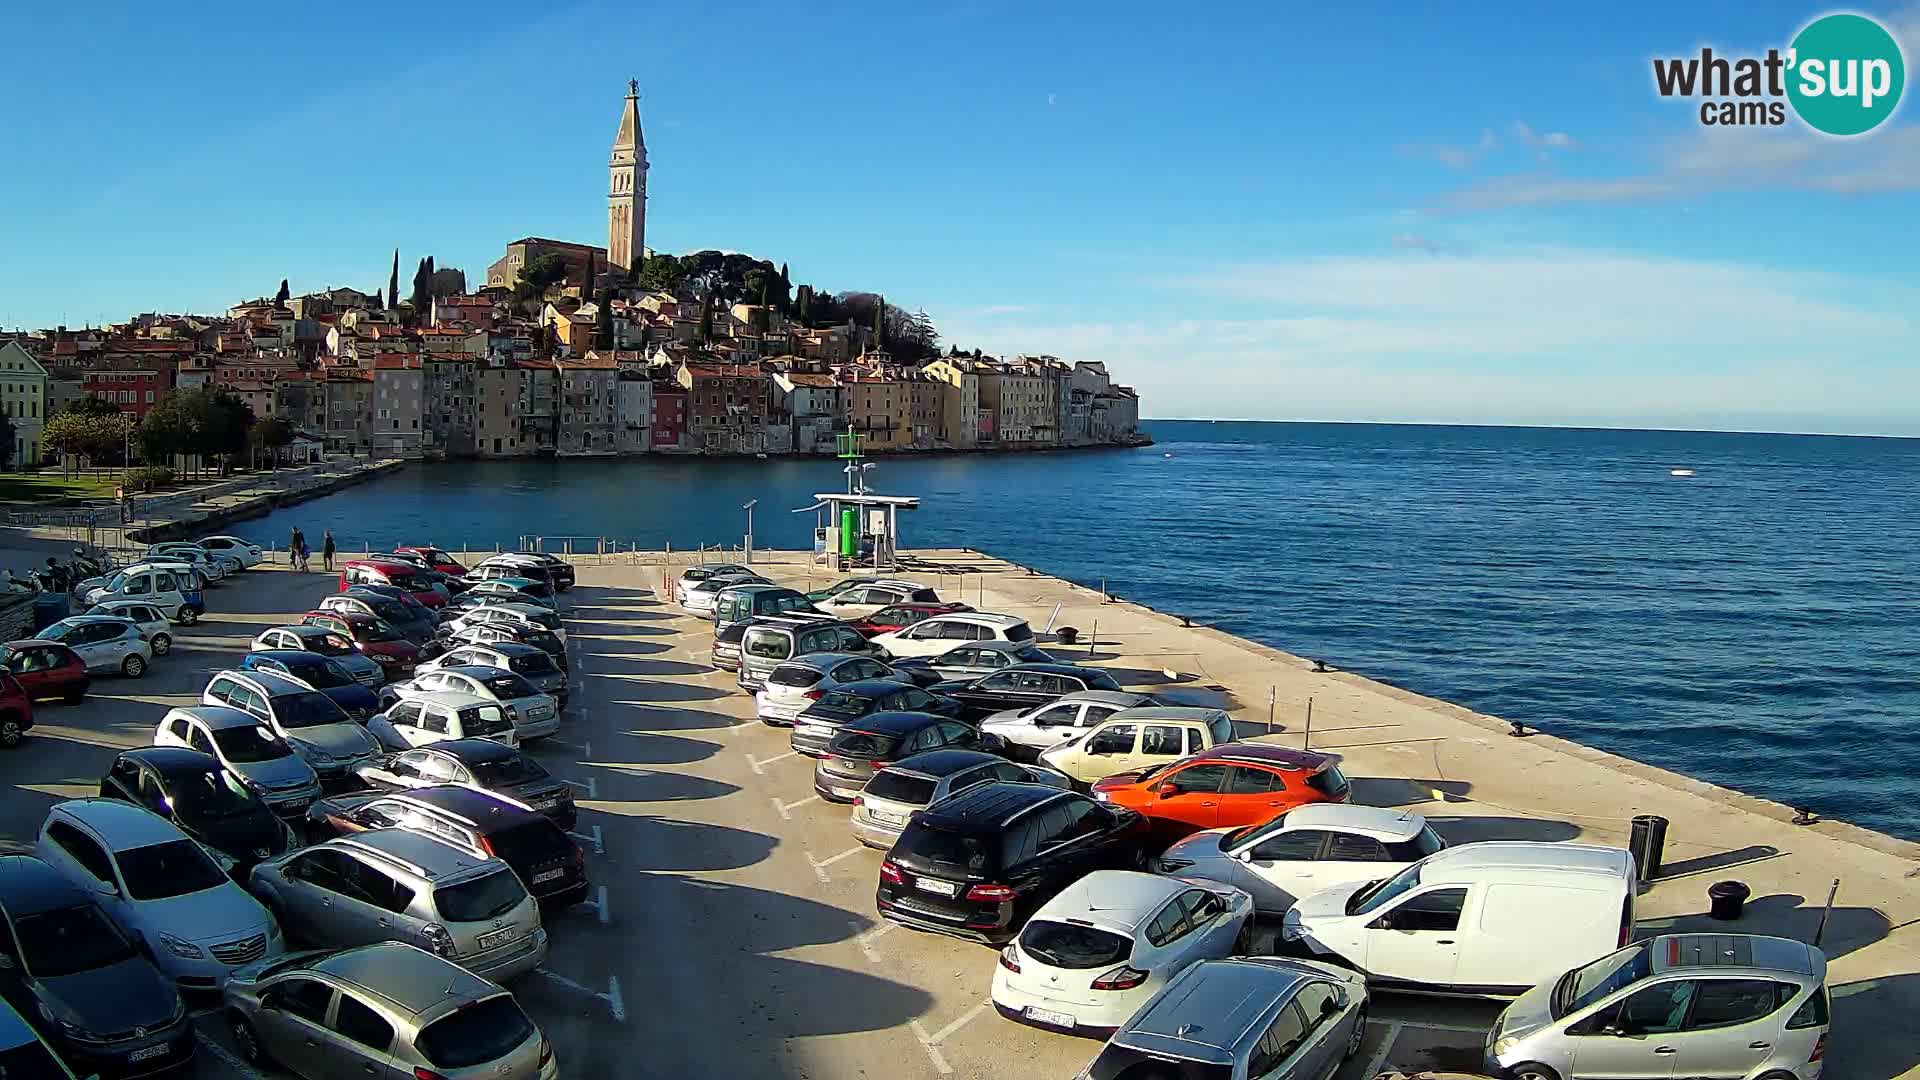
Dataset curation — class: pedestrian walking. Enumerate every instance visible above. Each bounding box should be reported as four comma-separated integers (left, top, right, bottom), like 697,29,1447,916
322,530,337,573
289,527,304,568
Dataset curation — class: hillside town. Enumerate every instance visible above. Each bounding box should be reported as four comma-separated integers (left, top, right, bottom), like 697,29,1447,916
0,83,1142,467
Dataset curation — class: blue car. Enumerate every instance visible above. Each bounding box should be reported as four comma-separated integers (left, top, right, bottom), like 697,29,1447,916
239,650,383,720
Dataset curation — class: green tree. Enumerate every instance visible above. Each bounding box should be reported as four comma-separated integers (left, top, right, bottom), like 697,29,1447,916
795,284,812,323
388,249,400,310
275,278,290,305
430,266,467,297
410,257,432,313
870,294,884,351
697,288,716,343
777,263,791,313
596,290,615,350
137,395,191,465
0,412,15,470
514,254,571,302
637,253,683,291
62,396,120,419
250,417,292,467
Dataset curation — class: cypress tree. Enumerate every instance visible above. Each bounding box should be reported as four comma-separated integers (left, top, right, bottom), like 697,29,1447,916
274,279,290,305
387,249,399,310
871,295,884,352
698,289,715,343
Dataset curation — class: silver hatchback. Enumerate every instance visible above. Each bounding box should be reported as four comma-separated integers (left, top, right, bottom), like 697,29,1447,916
247,828,547,984
754,653,897,726
225,941,558,1080
1487,934,1831,1080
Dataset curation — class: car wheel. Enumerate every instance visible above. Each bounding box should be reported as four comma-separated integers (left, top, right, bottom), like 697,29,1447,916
150,633,171,655
1509,1063,1560,1080
0,718,21,749
230,1013,271,1066
176,606,198,625
121,654,146,678
1232,921,1255,956
62,687,85,705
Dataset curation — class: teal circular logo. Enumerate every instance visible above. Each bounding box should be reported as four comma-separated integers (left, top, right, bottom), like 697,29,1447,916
1787,13,1905,136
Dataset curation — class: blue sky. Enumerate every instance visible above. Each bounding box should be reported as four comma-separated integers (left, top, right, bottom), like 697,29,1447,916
2,1,1915,433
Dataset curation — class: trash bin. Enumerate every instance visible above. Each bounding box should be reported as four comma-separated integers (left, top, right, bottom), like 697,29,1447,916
1629,814,1670,882
1708,880,1751,920
32,593,70,631
1056,627,1079,645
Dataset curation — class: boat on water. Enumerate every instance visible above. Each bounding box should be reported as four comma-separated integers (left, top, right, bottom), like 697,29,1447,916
1670,468,1696,477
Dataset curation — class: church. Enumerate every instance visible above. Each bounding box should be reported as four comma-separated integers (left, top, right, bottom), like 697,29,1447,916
485,82,650,292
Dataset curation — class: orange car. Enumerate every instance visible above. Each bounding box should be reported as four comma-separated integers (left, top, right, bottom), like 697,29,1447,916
1090,742,1349,845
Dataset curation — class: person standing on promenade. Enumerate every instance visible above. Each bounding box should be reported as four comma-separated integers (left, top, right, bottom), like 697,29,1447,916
322,530,337,573
289,527,304,567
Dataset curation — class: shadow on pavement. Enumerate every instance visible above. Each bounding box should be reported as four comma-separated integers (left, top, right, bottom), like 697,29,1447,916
1349,777,1474,807
1638,893,1891,960
1830,972,1920,1080
1427,814,1583,844
598,729,727,766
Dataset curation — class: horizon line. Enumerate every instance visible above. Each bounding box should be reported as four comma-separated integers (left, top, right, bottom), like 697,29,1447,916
1139,417,1920,441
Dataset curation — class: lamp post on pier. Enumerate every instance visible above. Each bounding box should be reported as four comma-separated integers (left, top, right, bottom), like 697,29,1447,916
742,499,757,564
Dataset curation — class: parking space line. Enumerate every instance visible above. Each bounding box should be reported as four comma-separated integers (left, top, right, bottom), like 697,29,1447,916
593,884,610,926
908,1020,953,1075
855,920,896,963
748,749,797,775
569,825,604,854
771,793,822,820
545,737,592,756
807,846,865,882
195,1026,267,1080
1398,1019,1487,1033
1360,1020,1403,1079
561,776,598,798
910,1001,990,1075
533,969,627,1024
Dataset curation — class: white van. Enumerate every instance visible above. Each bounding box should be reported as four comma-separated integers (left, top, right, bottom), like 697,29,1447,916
77,562,206,625
1279,842,1635,996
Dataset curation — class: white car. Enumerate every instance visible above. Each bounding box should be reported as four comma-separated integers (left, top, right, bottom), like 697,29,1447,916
990,870,1254,1037
753,653,901,725
870,612,1037,659
380,691,519,749
84,600,175,655
77,563,204,625
143,545,234,581
380,665,560,740
809,579,942,621
35,799,282,989
673,564,752,606
195,535,264,569
34,616,153,677
154,706,323,817
682,573,765,614
979,690,1157,762
1156,805,1447,915
444,603,566,644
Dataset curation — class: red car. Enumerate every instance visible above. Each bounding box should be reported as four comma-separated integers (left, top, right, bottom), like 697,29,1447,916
340,558,449,609
300,610,421,679
848,602,973,638
395,545,467,577
1092,743,1351,845
0,672,34,748
0,640,89,706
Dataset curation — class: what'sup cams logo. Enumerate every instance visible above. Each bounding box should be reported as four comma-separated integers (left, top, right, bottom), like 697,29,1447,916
1653,12,1906,135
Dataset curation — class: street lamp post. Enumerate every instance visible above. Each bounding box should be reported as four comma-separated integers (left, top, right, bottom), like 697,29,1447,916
742,499,758,564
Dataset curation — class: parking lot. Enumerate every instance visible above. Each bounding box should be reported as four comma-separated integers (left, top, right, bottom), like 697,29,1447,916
0,562,1496,1079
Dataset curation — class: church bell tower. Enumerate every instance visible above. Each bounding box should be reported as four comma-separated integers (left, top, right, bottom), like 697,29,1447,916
608,79,648,274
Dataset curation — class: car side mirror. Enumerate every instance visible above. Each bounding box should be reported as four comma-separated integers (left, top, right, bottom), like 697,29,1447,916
1234,848,1255,863
1368,912,1398,931
1154,782,1178,798
1321,997,1341,1016
0,954,15,971
93,879,118,899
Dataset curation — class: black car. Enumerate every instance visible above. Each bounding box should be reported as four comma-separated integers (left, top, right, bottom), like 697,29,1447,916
351,739,577,828
97,748,296,875
931,663,1126,722
814,712,1004,802
791,679,963,757
303,785,589,907
0,855,193,1076
877,782,1148,944
239,650,382,720
337,589,438,645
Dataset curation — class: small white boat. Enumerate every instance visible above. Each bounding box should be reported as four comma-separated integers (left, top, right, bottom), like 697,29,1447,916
1670,468,1696,477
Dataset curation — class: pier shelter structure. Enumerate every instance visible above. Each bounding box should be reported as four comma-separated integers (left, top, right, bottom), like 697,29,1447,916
797,492,919,571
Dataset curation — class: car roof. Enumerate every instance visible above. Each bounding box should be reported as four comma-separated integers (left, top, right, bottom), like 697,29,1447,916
718,583,796,596
921,781,1065,830
930,612,1025,628
1122,958,1320,1060
118,746,222,777
398,785,537,827
774,652,868,672
1191,743,1336,771
1649,934,1823,978
53,614,133,626
1038,870,1188,933
221,669,311,697
1108,706,1230,724
52,798,188,848
249,650,328,667
404,690,493,709
966,640,1042,654
871,602,958,614
3,639,69,651
885,749,1004,778
454,641,540,657
0,854,89,914
425,739,522,765
173,704,273,730
337,827,492,875
744,613,837,630
434,665,513,680
841,710,947,736
830,678,916,697
1278,804,1425,840
1414,842,1634,883
1054,690,1154,707
1003,662,1106,678
312,942,497,1014
277,624,335,639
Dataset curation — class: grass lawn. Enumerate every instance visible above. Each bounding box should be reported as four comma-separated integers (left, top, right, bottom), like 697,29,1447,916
0,471,128,503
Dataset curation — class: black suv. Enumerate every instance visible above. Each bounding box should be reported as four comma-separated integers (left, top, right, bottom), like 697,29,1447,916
791,679,962,757
97,747,296,876
877,782,1148,944
814,712,1004,802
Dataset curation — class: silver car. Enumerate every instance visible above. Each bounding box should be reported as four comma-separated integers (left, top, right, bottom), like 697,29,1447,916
979,689,1157,763
381,665,560,741
251,625,385,687
248,828,547,983
753,653,898,726
852,749,1068,849
225,941,559,1080
672,564,751,606
682,572,766,614
34,616,153,678
901,639,1056,682
153,706,323,818
1486,934,1831,1080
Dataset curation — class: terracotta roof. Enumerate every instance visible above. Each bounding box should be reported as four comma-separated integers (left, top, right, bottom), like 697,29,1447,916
372,356,420,370
561,355,618,370
423,352,476,363
784,373,839,388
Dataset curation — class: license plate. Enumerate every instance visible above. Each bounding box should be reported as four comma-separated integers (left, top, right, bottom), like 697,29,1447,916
281,798,311,812
478,928,518,950
870,811,905,826
128,1044,169,1064
532,869,565,884
916,878,960,897
534,797,559,809
1024,1007,1076,1030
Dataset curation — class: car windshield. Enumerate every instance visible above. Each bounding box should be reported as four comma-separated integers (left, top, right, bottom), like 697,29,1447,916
274,691,351,729
1083,670,1122,691
171,769,260,819
1347,860,1423,915
416,994,534,1070
829,730,900,759
433,869,526,922
1019,920,1133,970
520,630,562,652
1555,943,1652,1018
383,571,427,591
1308,765,1351,799
769,665,823,688
815,692,876,718
285,660,353,689
1004,622,1034,642
212,723,294,763
903,824,994,872
367,601,410,623
14,904,138,978
863,771,938,805
309,634,355,657
507,653,557,677
470,755,549,786
358,620,405,643
460,705,513,737
483,674,539,698
1220,813,1288,851
116,839,229,900
484,818,567,867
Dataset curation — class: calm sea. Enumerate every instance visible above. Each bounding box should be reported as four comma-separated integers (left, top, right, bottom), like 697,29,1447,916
249,421,1920,840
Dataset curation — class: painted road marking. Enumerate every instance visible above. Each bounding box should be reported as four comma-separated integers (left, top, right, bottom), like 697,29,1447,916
593,884,610,926
1360,1020,1403,1079
910,1001,989,1076
534,969,627,1024
546,737,593,756
568,825,605,854
561,776,598,798
856,920,896,963
771,794,822,820
807,846,865,882
748,749,797,775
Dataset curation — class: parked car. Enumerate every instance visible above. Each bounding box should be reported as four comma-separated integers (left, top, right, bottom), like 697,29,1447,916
142,545,234,581
35,799,281,991
1157,804,1445,915
1040,706,1239,785
711,584,821,635
381,665,559,741
422,642,568,703
870,612,1037,659
196,534,264,568
803,576,905,603
301,786,588,909
980,690,1157,763
681,572,766,614
732,613,870,687
248,828,547,983
463,578,556,610
97,748,297,877
0,674,33,749
75,563,203,624
0,641,88,705
202,670,383,785
379,692,518,749
300,610,421,681
890,639,1057,682
807,579,945,620
444,620,569,672
1077,957,1369,1080
352,740,576,828
0,854,192,1077
847,601,974,638
238,651,381,719
395,546,468,577
1092,744,1351,845
223,942,559,1079
153,706,323,818
340,586,441,639
991,871,1256,1039
791,679,962,757
932,663,1126,722
852,749,1068,849
475,551,573,591
815,712,1003,803
340,559,449,610
315,593,435,646
755,653,928,726
1485,933,1831,1080
876,782,1149,944
83,599,175,655
1280,841,1637,995
672,563,752,605
33,616,152,678
251,624,384,687
443,603,566,645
